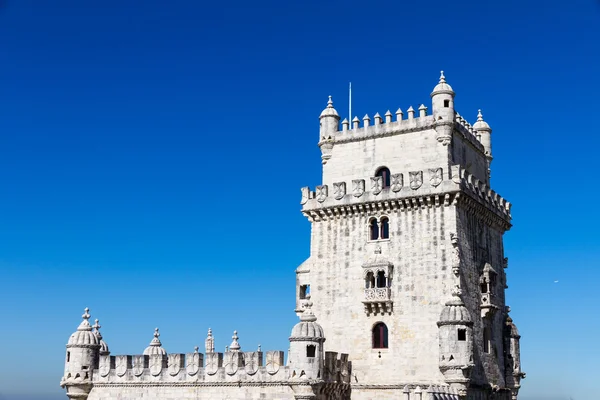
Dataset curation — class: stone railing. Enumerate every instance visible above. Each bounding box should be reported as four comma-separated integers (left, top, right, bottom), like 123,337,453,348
364,288,390,302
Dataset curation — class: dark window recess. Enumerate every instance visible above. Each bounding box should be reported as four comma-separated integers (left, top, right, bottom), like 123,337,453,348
306,345,316,357
376,271,387,288
369,219,379,240
372,323,389,349
366,272,375,289
67,352,70,362
444,100,450,107
375,167,391,188
380,217,389,239
483,327,491,353
458,329,467,341
300,285,310,299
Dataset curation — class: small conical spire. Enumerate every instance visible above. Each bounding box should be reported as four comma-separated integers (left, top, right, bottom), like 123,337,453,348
77,307,92,331
300,294,317,322
439,70,446,83
149,328,162,347
477,109,484,121
327,95,333,108
194,346,199,353
205,328,215,353
92,319,102,339
229,330,241,352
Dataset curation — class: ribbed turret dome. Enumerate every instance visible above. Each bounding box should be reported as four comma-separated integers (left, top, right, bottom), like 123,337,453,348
290,296,325,341
143,328,167,356
473,109,491,131
67,308,100,347
319,96,340,119
438,291,473,326
431,71,455,96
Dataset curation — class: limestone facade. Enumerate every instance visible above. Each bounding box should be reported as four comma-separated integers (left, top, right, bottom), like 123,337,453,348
61,73,524,400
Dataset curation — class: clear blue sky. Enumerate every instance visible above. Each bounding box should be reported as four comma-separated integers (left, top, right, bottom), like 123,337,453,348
0,1,598,399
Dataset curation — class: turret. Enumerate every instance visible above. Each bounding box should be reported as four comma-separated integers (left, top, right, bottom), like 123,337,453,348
289,295,325,381
437,289,474,397
473,109,493,182
60,308,100,400
431,71,456,145
504,311,525,400
318,96,339,164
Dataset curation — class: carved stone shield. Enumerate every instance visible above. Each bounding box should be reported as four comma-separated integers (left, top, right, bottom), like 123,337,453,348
352,179,365,197
205,352,219,375
265,351,283,375
186,352,201,376
244,351,260,375
409,171,423,190
391,173,403,192
168,354,181,376
132,355,145,377
371,176,383,195
99,355,111,377
316,185,328,203
333,182,346,200
429,168,443,187
115,355,128,377
149,355,163,376
300,187,309,205
224,352,238,375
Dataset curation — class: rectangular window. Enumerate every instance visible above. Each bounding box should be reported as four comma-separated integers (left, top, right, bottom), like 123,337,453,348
300,284,310,299
444,100,450,107
458,329,466,341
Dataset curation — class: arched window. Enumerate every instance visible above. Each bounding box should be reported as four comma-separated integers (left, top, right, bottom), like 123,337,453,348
380,217,389,239
375,167,391,188
369,218,379,240
376,271,387,288
306,345,316,357
372,322,388,349
365,272,375,289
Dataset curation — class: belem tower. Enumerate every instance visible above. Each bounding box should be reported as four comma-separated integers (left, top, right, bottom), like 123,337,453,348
60,72,525,400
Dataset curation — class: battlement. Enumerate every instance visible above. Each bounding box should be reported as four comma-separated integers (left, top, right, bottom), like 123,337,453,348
301,164,511,227
94,350,287,383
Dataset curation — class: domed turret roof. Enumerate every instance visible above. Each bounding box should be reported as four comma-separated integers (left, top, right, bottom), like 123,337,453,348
67,308,100,347
290,296,325,341
438,289,473,326
431,71,455,96
143,328,167,356
506,315,521,339
473,109,491,131
319,96,340,119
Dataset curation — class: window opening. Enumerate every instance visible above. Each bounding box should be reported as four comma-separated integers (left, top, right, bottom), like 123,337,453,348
375,167,391,188
483,327,491,353
300,285,310,300
376,271,387,288
365,272,375,289
306,345,316,357
372,323,389,349
458,329,466,341
380,217,389,239
369,218,379,240
67,352,70,362
444,100,450,108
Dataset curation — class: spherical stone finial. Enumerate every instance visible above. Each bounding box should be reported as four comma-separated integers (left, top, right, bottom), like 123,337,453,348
143,327,167,356
194,346,199,353
439,70,446,83
230,330,241,352
300,295,317,323
77,308,93,331
327,95,333,107
258,344,262,352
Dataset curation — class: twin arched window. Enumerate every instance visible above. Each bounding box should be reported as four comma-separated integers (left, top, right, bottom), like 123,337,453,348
376,167,391,189
372,322,389,349
369,217,390,241
365,271,388,289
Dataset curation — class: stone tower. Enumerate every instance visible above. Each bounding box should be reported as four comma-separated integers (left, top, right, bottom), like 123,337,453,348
297,73,524,400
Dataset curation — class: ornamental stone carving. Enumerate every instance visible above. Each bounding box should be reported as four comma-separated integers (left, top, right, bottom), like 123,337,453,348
244,351,261,375
370,176,383,195
149,354,163,376
429,168,443,187
265,350,284,375
205,352,221,375
352,179,365,197
186,349,201,376
132,355,146,377
300,187,310,205
115,355,129,377
409,171,423,190
391,173,404,192
316,185,328,203
333,182,346,200
99,355,111,377
168,353,183,376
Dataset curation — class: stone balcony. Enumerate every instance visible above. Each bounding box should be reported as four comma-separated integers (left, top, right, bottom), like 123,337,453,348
363,287,392,316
